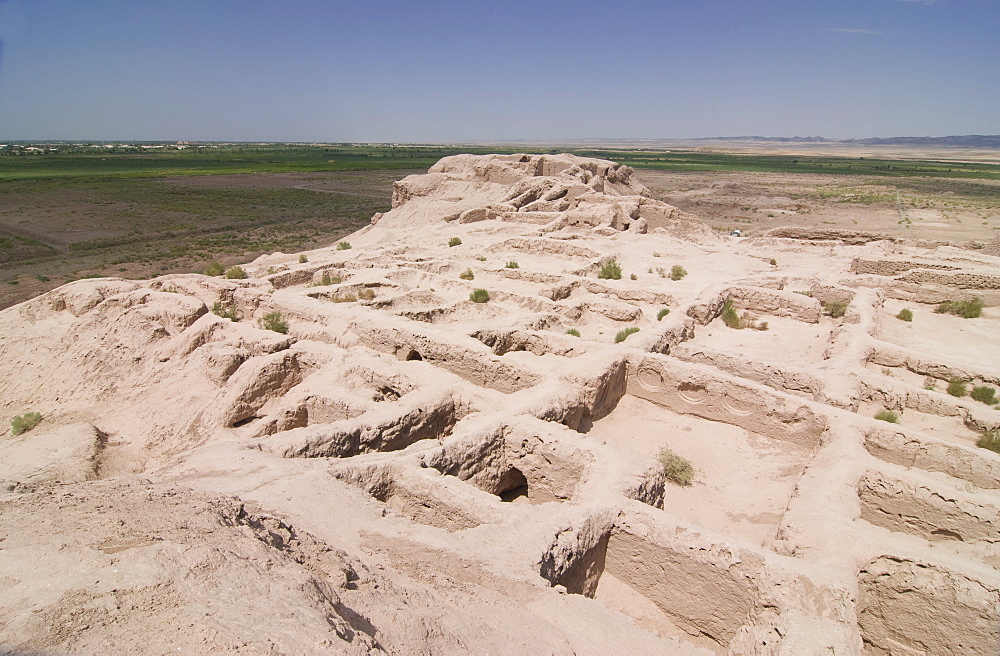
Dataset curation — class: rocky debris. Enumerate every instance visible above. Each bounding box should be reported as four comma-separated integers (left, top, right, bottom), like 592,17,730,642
2,153,1000,654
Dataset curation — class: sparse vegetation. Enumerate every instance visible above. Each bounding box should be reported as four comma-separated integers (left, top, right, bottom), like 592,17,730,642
923,376,937,391
875,410,899,423
211,301,241,321
935,297,982,318
971,385,998,406
824,300,848,318
224,265,247,280
977,429,1000,454
566,328,581,337
35,274,49,282
658,447,694,486
475,255,486,261
630,273,638,280
258,310,288,333
10,412,42,436
336,241,352,250
614,326,640,343
896,308,913,322
318,271,340,286
470,288,490,303
947,377,967,397
449,237,462,247
669,265,687,281
598,259,622,280
204,261,225,276
769,258,777,266
459,268,475,280
657,308,670,321
720,300,768,330
505,260,519,269
298,254,308,263
358,288,375,301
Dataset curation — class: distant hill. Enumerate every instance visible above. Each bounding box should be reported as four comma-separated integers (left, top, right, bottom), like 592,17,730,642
694,135,1000,148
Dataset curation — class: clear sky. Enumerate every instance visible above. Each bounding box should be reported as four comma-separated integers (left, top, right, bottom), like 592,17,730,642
0,0,997,142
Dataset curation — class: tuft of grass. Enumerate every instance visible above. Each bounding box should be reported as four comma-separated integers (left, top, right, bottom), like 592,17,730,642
566,328,581,337
669,265,687,281
336,241,352,250
630,273,638,280
358,288,375,301
947,377,967,397
978,429,1000,454
448,237,462,247
614,326,639,343
36,274,50,282
769,258,777,266
923,376,937,391
224,265,247,279
459,268,475,280
824,300,848,318
11,412,42,436
298,254,308,263
204,261,225,276
875,409,899,423
318,271,340,286
720,300,767,330
258,310,288,334
971,386,998,405
331,293,357,303
598,259,622,280
658,447,694,486
475,255,486,261
657,308,670,321
211,301,241,321
935,297,983,319
896,308,913,322
505,260,519,269
470,288,490,303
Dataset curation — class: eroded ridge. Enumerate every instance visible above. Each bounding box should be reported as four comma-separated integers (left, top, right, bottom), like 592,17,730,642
2,153,999,654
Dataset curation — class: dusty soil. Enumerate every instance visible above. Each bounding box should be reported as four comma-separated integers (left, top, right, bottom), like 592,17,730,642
2,153,1000,654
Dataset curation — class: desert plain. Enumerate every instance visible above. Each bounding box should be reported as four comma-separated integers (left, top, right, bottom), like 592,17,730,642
1,151,1000,654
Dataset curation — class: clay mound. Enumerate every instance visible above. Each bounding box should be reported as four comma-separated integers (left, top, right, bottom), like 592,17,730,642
2,153,1000,655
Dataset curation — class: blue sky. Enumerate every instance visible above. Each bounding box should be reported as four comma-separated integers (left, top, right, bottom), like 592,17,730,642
0,0,997,141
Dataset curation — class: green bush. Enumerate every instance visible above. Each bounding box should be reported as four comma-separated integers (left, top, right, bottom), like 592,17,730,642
598,259,622,280
258,311,288,334
971,386,997,405
659,447,694,486
947,377,967,397
614,326,639,343
470,289,490,303
505,260,519,269
657,308,670,321
978,429,1000,454
721,300,741,328
896,308,913,322
204,261,225,276
211,301,241,321
449,237,462,247
224,265,247,280
935,297,982,319
299,254,308,263
669,265,687,281
36,274,50,282
874,410,899,423
11,412,42,436
459,268,475,280
336,241,352,250
566,328,581,337
824,300,848,318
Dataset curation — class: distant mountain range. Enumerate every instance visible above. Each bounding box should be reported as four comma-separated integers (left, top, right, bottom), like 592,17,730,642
697,135,1000,148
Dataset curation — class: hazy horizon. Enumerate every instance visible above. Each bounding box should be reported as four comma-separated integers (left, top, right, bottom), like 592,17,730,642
1,0,997,142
